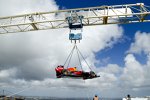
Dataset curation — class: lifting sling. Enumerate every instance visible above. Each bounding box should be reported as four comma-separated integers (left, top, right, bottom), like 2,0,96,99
55,44,100,80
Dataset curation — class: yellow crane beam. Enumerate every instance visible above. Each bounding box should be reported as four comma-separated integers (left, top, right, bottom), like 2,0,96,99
0,3,150,34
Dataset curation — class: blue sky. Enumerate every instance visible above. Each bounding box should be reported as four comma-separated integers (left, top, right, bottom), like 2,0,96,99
55,0,150,66
55,0,150,9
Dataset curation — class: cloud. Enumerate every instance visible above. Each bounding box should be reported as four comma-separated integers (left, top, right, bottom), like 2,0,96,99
91,32,150,97
118,32,150,97
126,31,150,90
0,0,58,17
128,31,150,54
0,68,17,81
120,54,144,87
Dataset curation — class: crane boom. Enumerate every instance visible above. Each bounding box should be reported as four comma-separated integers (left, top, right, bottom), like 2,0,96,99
0,3,150,34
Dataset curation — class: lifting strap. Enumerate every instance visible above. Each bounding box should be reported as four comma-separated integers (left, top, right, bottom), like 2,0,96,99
63,45,76,68
75,45,83,71
63,44,93,72
76,46,93,71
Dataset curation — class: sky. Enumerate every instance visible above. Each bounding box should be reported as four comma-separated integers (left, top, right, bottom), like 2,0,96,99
0,0,150,99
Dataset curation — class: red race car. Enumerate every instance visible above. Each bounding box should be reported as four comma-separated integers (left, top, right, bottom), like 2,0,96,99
55,65,100,80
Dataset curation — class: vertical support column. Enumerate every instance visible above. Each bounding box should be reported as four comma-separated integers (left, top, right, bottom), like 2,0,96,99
103,6,108,24
29,15,38,30
140,3,144,22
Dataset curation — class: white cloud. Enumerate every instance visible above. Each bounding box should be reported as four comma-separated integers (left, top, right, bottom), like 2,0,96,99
121,54,144,86
118,32,150,96
0,0,58,17
124,32,150,90
0,68,17,79
128,31,150,54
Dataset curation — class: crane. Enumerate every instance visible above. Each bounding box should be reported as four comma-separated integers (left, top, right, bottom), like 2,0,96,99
0,3,150,80
0,3,150,34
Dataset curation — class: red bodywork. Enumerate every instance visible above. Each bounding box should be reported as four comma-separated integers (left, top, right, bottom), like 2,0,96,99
55,66,83,76
55,66,100,79
73,71,83,75
55,66,64,73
